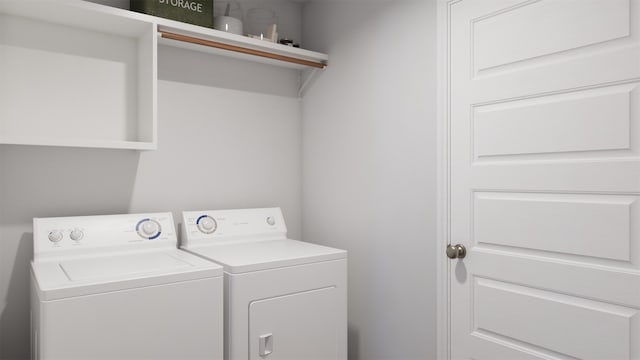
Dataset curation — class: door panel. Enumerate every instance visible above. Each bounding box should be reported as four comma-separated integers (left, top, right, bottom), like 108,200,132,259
475,278,636,360
473,0,630,73
474,84,634,158
474,192,635,261
249,287,338,360
449,0,640,359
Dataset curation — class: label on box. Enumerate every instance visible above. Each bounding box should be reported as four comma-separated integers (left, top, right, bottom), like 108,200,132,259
131,0,214,28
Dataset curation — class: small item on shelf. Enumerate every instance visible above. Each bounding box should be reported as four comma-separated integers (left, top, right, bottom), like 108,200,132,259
247,25,277,43
246,3,277,40
279,39,300,48
130,0,214,28
246,24,277,43
248,34,271,43
213,0,243,35
266,24,278,43
214,15,243,35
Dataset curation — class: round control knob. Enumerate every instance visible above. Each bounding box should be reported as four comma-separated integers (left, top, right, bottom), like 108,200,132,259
48,230,63,243
136,219,161,239
266,216,276,226
142,221,158,236
70,229,84,241
196,215,217,234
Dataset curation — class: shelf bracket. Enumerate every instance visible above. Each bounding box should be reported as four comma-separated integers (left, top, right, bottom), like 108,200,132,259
299,68,321,98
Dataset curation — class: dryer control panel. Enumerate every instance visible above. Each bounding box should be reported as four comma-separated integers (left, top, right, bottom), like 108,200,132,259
33,213,177,260
181,207,287,246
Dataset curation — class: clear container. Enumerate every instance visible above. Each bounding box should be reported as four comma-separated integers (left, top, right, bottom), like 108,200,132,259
214,0,244,23
245,4,277,37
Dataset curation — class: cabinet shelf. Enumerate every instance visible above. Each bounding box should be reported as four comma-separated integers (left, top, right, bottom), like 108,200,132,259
0,136,157,151
0,0,328,150
0,0,157,150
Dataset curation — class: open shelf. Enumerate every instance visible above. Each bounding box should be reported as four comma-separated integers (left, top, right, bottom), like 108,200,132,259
0,136,157,151
0,0,328,150
0,1,157,150
154,18,328,70
154,18,329,96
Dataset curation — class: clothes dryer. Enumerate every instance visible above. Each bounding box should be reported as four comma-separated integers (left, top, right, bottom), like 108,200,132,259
31,212,224,360
181,207,347,360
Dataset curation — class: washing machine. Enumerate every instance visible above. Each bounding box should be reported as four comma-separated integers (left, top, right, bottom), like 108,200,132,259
180,207,347,360
31,212,224,360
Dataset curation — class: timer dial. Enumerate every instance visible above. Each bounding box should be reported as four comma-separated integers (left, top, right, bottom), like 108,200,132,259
136,219,162,239
196,215,217,234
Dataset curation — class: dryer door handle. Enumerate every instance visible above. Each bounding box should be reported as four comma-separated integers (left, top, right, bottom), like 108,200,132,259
259,333,273,357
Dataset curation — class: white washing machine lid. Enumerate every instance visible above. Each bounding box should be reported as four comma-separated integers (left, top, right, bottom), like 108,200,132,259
182,239,347,274
32,249,223,301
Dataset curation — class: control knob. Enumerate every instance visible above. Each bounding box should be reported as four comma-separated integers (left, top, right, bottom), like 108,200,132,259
136,219,161,239
197,215,217,234
70,229,84,241
48,230,63,243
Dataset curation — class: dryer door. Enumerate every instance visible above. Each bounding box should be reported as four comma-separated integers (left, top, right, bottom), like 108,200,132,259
249,286,339,360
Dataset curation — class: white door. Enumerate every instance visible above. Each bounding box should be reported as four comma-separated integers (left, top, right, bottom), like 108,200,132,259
447,0,640,359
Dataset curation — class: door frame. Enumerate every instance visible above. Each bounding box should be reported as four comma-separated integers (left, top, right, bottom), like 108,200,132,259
436,1,458,359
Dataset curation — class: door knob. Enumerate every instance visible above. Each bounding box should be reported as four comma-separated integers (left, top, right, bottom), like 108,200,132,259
446,244,466,259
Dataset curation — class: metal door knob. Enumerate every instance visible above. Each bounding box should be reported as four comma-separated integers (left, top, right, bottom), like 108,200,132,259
446,244,466,259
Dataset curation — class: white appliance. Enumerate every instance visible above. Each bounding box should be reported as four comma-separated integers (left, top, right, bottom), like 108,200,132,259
31,213,224,360
181,207,347,360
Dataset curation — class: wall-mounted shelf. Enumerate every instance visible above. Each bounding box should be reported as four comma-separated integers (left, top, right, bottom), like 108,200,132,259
0,0,328,150
154,18,328,70
0,0,157,150
0,136,157,151
159,30,326,69
153,16,329,96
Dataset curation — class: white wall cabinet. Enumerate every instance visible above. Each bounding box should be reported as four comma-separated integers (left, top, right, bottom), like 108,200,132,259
0,1,157,150
0,0,327,150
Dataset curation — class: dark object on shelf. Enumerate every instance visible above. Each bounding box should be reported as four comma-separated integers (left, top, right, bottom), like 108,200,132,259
279,38,300,48
131,0,214,28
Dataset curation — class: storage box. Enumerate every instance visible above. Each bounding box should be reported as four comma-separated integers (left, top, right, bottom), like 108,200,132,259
131,0,214,28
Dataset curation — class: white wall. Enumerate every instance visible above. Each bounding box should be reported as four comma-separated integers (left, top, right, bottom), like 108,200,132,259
0,1,438,358
301,1,438,359
0,47,303,360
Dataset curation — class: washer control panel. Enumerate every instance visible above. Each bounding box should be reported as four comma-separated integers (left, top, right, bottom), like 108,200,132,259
34,212,176,258
182,207,287,246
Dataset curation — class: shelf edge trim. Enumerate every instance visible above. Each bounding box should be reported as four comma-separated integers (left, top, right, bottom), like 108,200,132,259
159,30,327,69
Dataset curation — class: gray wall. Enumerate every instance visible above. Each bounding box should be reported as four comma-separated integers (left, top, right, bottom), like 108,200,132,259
301,1,438,359
0,48,303,359
0,1,439,359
